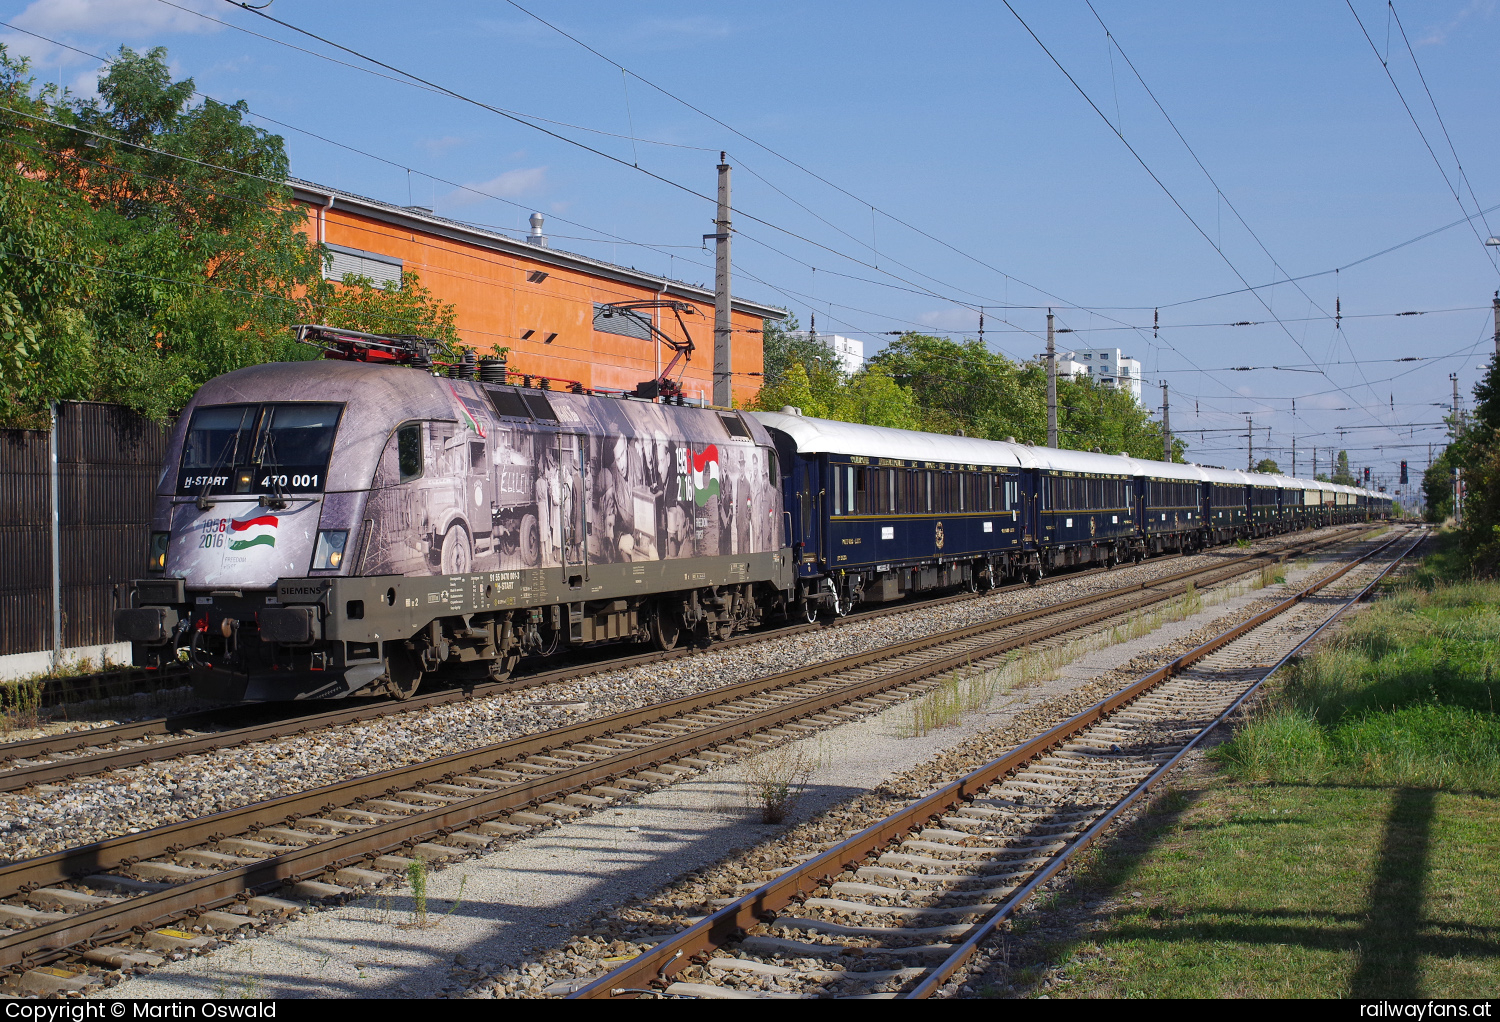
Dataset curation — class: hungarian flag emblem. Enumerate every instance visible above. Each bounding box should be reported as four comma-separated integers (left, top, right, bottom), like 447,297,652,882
229,512,278,551
688,445,721,507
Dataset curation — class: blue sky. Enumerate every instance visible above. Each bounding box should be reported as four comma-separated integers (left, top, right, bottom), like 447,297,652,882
4,0,1498,490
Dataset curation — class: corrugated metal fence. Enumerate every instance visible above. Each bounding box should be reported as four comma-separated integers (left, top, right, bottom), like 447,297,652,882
0,403,171,657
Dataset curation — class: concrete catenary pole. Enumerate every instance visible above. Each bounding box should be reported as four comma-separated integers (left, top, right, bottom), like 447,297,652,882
1046,311,1058,449
1246,414,1254,471
1452,372,1461,430
1492,290,1499,357
1160,381,1171,462
712,153,733,408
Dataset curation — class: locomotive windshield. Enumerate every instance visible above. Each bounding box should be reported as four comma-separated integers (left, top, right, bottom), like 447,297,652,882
178,402,343,496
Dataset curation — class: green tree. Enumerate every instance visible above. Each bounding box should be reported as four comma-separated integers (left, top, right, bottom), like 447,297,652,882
867,332,1185,459
1331,450,1356,485
0,45,457,425
1254,458,1281,474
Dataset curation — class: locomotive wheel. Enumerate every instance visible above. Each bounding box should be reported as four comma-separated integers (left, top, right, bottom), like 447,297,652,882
440,524,473,575
519,513,540,567
383,650,424,701
651,603,681,651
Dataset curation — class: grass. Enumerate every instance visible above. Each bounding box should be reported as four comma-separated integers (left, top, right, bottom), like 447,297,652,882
990,534,1500,999
905,565,1310,739
1022,780,1500,999
1215,574,1500,791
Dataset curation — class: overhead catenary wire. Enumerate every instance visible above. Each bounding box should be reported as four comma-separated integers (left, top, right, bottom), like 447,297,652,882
1345,0,1500,277
1042,2,1387,427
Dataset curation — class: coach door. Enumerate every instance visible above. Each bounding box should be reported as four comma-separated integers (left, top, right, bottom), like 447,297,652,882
557,433,587,587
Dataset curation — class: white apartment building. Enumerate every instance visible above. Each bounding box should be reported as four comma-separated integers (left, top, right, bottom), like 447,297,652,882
790,331,865,377
1059,346,1143,403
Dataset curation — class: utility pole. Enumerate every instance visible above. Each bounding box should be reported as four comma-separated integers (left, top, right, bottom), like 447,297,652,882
1160,381,1171,462
1451,372,1461,431
1312,447,1317,479
1291,432,1296,477
1246,414,1254,471
1046,310,1058,448
1493,290,1499,357
711,153,732,407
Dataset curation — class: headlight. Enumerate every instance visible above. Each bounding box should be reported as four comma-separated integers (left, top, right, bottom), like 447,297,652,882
312,529,348,570
148,532,170,572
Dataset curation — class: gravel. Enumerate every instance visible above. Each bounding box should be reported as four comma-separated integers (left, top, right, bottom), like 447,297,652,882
0,527,1363,864
456,537,1394,998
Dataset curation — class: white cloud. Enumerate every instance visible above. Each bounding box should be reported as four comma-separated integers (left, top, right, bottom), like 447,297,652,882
916,307,983,333
446,167,547,206
13,0,223,37
418,135,465,158
1416,0,1494,44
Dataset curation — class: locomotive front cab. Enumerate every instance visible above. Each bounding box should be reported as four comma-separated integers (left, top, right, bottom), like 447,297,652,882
115,395,352,696
170,401,344,585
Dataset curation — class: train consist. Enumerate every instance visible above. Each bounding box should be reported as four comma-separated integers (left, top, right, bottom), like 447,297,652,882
114,327,1391,701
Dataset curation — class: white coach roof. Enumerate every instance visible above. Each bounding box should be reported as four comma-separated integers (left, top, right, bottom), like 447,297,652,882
749,412,1031,468
750,412,1389,502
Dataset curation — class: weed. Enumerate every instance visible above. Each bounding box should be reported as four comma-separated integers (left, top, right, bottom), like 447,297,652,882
443,875,469,920
907,662,1013,736
742,743,817,823
0,677,42,734
407,855,429,928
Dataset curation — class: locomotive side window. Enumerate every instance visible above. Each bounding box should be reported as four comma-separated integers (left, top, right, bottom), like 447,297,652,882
397,424,423,482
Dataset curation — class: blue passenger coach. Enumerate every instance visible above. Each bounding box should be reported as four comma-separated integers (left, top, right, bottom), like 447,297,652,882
751,408,1390,620
752,411,1032,618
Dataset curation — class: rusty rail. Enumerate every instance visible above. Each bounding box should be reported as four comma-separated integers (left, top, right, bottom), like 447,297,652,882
568,527,1416,999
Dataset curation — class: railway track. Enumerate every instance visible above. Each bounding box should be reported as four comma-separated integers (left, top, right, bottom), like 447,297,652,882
0,526,1372,796
567,525,1425,1000
0,525,1386,991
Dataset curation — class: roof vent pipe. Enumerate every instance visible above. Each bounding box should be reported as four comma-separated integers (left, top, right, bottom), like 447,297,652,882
780,406,802,416
527,212,548,247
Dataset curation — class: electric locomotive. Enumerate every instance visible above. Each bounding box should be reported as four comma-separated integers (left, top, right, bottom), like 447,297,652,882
115,327,793,701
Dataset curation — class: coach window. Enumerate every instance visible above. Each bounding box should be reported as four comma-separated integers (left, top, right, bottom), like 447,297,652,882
855,467,868,514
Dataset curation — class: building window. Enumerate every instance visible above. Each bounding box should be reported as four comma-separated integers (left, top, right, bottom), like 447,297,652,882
593,303,652,341
324,244,402,289
1082,353,1092,360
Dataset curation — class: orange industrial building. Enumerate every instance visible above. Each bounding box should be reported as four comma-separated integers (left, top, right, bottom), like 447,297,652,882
290,180,784,406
